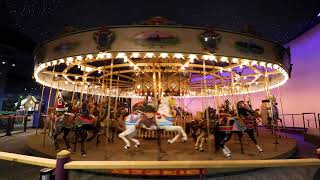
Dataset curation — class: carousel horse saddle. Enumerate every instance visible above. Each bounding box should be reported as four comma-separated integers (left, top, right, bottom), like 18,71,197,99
78,116,94,124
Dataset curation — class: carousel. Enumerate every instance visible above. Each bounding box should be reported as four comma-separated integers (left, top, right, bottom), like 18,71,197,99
29,17,295,176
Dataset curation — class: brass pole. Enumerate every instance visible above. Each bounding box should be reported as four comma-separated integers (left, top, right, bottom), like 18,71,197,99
36,85,45,136
43,66,55,147
105,59,114,159
202,60,212,154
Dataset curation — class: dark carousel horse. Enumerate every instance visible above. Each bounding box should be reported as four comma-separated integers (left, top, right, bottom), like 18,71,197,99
53,102,100,156
214,101,263,158
193,104,263,158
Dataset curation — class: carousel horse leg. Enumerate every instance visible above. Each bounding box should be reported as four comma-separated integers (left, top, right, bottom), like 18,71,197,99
246,128,263,152
163,126,187,144
127,132,140,148
195,131,205,150
221,132,232,158
53,128,63,151
79,127,87,156
118,125,136,149
199,136,206,151
236,131,244,154
63,128,71,151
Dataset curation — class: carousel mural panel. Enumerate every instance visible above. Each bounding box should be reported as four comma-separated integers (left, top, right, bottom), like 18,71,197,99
30,17,295,176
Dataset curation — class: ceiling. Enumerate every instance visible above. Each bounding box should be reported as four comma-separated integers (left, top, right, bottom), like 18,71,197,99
0,0,319,91
4,0,320,44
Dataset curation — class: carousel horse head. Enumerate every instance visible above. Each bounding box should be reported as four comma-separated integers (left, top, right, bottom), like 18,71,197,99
157,96,176,117
236,101,245,109
269,96,278,106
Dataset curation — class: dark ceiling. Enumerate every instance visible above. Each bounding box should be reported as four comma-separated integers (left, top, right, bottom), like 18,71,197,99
4,0,320,44
0,0,320,92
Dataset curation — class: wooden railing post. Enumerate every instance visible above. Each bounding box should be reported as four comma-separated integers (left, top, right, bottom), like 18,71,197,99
55,150,71,180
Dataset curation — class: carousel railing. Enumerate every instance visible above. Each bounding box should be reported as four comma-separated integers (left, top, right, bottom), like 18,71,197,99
1,150,320,180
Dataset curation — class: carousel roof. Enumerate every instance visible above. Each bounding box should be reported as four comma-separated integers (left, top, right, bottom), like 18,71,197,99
33,21,290,98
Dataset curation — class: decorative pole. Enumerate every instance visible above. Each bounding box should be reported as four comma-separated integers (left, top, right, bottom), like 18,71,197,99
43,66,55,147
36,85,45,136
202,60,212,154
105,59,114,159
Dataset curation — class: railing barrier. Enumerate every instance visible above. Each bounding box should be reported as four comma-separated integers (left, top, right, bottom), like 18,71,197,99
1,150,320,180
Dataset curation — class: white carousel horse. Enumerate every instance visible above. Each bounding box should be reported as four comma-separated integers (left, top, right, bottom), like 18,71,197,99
118,112,158,149
155,96,187,144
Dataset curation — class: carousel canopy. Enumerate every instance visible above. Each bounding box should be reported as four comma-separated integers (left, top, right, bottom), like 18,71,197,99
34,18,291,98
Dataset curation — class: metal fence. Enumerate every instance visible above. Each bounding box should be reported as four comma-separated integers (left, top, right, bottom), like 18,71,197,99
281,112,320,133
0,115,33,137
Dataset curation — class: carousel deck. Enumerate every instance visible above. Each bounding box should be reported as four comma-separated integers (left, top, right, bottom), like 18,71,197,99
26,128,297,176
27,128,296,161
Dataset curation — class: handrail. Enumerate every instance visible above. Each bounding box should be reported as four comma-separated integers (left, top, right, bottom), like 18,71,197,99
0,151,56,168
1,151,320,170
64,159,320,170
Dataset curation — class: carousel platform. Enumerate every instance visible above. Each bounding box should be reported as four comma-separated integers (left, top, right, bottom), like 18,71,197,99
304,128,320,146
26,128,297,177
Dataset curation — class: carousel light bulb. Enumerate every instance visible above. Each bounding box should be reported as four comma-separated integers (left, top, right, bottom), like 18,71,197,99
208,55,216,61
202,55,209,60
46,62,51,67
131,52,140,58
239,65,243,69
40,64,46,69
255,82,258,85
242,59,249,65
59,59,65,63
188,54,198,61
204,37,208,41
259,62,266,67
98,70,101,74
227,68,231,71
267,63,272,68
123,57,128,63
273,64,279,70
173,53,184,59
231,58,239,63
96,53,105,59
52,60,58,65
86,54,93,59
54,74,58,77
105,53,112,59
64,81,68,85
160,53,169,58
220,56,228,62
75,76,79,80
145,52,155,58
116,52,126,59
251,60,257,65
244,76,247,80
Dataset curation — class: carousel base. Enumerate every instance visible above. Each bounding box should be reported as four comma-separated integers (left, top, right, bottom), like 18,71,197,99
26,128,297,177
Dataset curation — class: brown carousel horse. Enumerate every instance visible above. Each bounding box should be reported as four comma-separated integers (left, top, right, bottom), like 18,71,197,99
192,102,263,158
53,101,101,156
